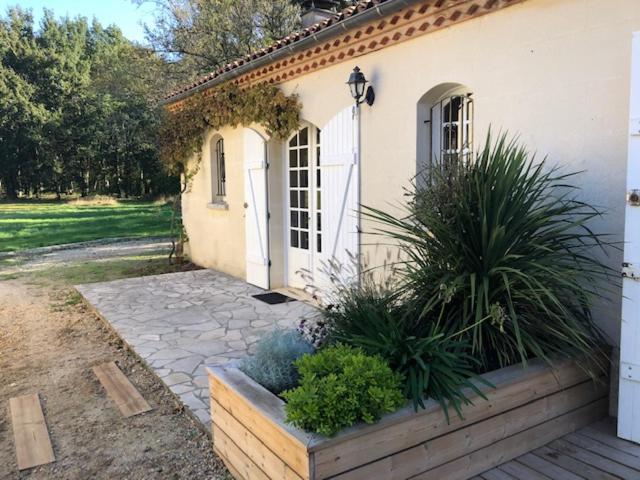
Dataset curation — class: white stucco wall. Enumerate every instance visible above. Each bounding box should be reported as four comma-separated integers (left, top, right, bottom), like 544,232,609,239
182,0,640,344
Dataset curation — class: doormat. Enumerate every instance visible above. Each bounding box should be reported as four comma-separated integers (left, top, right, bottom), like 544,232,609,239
252,292,297,305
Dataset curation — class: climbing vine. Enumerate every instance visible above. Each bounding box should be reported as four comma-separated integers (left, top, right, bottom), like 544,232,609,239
159,82,301,182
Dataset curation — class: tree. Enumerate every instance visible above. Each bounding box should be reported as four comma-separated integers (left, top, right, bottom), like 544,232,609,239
136,0,302,79
0,6,178,199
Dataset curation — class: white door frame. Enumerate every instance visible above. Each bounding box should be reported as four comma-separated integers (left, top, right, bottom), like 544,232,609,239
618,31,640,443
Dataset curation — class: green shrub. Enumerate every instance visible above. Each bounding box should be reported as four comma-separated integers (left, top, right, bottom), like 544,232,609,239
239,329,314,394
325,276,487,418
282,345,404,436
363,132,614,372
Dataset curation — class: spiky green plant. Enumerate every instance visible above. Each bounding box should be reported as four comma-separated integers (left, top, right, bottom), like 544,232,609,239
363,132,615,372
324,273,488,418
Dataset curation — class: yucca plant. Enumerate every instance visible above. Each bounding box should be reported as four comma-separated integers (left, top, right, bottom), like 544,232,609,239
363,132,615,372
324,272,488,418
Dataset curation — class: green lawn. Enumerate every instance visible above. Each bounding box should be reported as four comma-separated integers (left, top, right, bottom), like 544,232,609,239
0,200,175,253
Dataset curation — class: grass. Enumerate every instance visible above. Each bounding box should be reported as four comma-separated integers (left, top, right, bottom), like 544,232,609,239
0,200,175,253
6,253,198,287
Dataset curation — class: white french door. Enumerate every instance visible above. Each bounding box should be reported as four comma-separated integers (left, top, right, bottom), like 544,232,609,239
285,106,359,294
618,31,640,443
286,125,322,289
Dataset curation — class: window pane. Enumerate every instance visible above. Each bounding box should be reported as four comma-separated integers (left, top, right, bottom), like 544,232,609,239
300,231,309,250
299,127,308,146
291,230,299,248
289,149,298,168
290,211,298,228
289,171,298,187
317,234,322,253
317,212,321,231
316,191,321,210
450,96,462,122
300,170,308,187
301,211,309,229
316,128,321,145
299,148,308,167
317,147,321,166
290,191,298,208
316,169,321,188
289,134,298,147
300,190,308,209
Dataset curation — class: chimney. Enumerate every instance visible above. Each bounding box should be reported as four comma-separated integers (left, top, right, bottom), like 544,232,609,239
301,1,340,28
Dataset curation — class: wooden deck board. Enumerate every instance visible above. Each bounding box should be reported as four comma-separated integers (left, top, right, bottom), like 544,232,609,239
93,362,151,417
481,418,640,480
9,393,55,471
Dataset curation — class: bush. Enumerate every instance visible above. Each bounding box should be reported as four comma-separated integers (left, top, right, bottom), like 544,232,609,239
363,132,614,372
239,329,314,394
325,275,487,418
282,345,404,436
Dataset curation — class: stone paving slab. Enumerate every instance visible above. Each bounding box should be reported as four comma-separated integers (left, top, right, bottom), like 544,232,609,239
76,269,318,427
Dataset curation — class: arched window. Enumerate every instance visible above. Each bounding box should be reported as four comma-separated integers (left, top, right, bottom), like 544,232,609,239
417,84,474,177
211,136,226,200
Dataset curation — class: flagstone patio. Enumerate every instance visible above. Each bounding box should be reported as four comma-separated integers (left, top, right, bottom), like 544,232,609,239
76,269,318,426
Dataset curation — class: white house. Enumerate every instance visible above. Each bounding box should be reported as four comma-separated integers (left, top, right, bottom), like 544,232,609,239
163,0,640,441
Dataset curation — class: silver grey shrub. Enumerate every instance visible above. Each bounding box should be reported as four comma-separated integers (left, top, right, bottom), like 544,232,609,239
239,329,315,394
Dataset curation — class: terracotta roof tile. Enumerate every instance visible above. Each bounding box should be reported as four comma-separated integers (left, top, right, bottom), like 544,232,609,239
164,0,395,101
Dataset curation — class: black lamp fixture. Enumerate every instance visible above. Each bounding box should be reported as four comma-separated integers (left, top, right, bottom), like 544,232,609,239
347,66,375,106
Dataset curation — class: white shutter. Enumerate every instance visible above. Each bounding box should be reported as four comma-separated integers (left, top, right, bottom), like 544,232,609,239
316,105,359,291
618,32,640,443
244,129,269,289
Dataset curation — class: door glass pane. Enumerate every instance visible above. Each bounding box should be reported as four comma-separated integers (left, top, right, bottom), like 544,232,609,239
289,171,298,187
290,191,298,208
300,170,308,187
289,150,298,168
291,230,299,248
299,127,308,146
317,234,322,253
300,231,309,250
317,212,321,231
289,134,298,147
300,190,308,208
299,148,308,167
316,191,321,210
290,211,298,228
301,211,309,229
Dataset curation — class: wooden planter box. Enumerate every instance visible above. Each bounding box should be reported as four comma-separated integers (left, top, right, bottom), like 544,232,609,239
207,357,608,480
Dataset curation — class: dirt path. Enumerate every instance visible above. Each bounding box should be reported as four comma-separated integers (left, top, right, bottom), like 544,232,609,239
0,278,229,479
0,238,172,275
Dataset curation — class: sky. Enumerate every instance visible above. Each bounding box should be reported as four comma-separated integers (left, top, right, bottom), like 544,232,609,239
0,0,156,43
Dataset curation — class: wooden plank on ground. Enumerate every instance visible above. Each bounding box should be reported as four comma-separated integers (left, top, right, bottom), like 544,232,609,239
498,461,549,480
93,362,151,417
563,432,640,471
516,452,583,480
533,446,619,480
581,422,640,457
9,393,55,471
479,469,517,480
548,438,639,480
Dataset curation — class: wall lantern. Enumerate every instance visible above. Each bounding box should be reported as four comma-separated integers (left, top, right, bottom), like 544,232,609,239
347,66,375,106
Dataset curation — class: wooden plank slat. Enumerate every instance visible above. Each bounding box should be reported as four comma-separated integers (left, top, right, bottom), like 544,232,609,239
9,393,55,471
330,378,607,480
411,398,608,480
209,369,310,479
499,461,550,480
533,446,619,480
93,362,151,417
211,399,303,480
313,357,598,478
564,432,640,471
214,427,269,480
580,424,640,458
548,438,639,480
479,468,517,480
515,452,583,480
